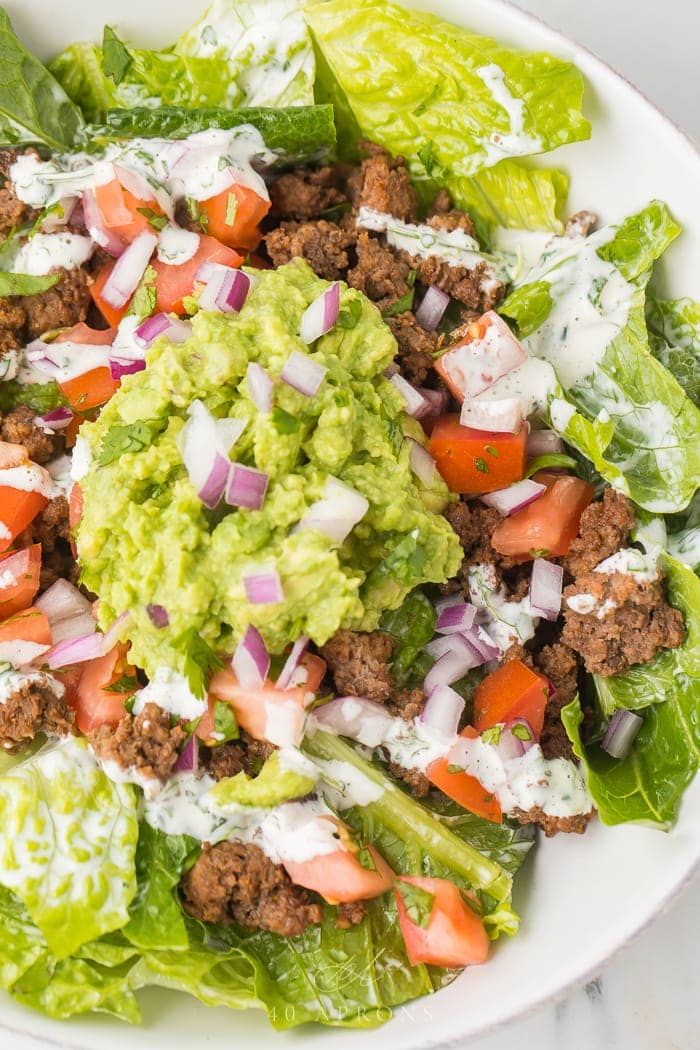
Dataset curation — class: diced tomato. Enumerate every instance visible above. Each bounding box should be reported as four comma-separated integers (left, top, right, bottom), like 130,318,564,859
284,841,394,904
434,312,525,402
395,875,490,968
71,643,136,734
202,652,326,745
199,183,270,252
55,322,116,347
69,483,83,532
91,263,130,328
491,475,595,559
0,442,28,468
0,488,49,554
0,544,41,618
0,606,51,647
428,414,527,494
65,414,81,449
95,178,163,243
152,235,243,315
53,322,119,411
473,659,549,740
427,727,502,823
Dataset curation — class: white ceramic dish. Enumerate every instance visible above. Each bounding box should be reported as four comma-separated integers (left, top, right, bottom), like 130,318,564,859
2,1,699,1047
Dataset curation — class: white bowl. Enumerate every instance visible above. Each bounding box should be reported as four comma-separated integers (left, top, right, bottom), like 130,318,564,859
3,1,699,1047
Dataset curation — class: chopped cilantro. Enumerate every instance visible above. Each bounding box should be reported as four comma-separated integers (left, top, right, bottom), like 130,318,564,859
224,192,238,227
272,407,300,434
130,264,157,319
136,207,168,232
475,457,489,474
382,286,415,318
105,674,139,694
413,83,442,116
98,419,165,466
175,628,224,699
525,453,578,477
395,880,435,929
529,547,549,558
481,725,503,745
485,445,499,457
337,298,363,330
417,140,448,179
511,723,533,742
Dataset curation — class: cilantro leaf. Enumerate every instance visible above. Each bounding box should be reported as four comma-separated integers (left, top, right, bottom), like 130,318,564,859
98,419,164,466
382,286,415,318
104,674,139,694
525,453,578,477
175,628,224,699
102,27,133,86
130,264,157,319
0,272,59,296
337,298,362,330
136,207,168,232
395,880,435,929
271,407,300,434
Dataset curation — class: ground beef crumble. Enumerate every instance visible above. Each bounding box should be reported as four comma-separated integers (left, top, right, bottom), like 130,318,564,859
204,732,276,780
0,403,65,464
181,840,323,936
347,229,411,307
0,677,74,752
21,267,92,339
0,149,40,236
89,701,187,783
265,219,354,281
346,142,418,222
269,166,347,220
513,807,594,837
441,500,518,595
26,495,78,592
321,629,396,702
335,899,368,929
561,489,635,578
385,311,437,385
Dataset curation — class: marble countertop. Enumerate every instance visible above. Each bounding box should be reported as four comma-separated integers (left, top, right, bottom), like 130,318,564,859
467,3,700,1047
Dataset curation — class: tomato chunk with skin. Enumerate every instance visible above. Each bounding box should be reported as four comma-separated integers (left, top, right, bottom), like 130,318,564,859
284,842,394,904
473,659,550,740
428,414,527,494
59,368,118,413
95,178,163,242
427,727,502,823
491,475,595,559
200,183,271,251
0,489,49,553
152,235,243,315
395,875,490,968
0,544,41,618
72,643,136,735
434,311,525,402
91,263,130,328
0,606,51,647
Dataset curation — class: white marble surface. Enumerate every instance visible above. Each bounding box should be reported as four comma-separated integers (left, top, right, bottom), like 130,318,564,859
468,3,700,1046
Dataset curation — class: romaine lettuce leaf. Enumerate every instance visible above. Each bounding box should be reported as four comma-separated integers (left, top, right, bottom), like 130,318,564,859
667,493,700,574
562,555,700,828
207,750,318,807
446,161,570,240
0,737,139,958
176,0,315,107
305,0,589,182
646,295,700,407
122,823,198,952
378,587,436,686
501,201,700,513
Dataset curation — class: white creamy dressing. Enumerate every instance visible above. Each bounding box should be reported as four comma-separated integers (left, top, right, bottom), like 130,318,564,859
9,155,59,208
30,341,112,385
565,593,597,615
593,546,659,582
0,463,59,499
380,717,457,774
476,356,557,416
452,735,593,818
111,315,145,362
132,666,208,721
98,756,162,800
312,758,385,810
492,226,556,278
549,397,577,431
669,526,700,571
0,664,64,707
69,437,93,483
157,225,200,265
468,561,539,652
475,63,544,167
13,233,94,276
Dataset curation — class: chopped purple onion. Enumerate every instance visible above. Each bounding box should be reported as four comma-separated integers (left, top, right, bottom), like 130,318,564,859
602,709,644,759
295,477,368,544
424,647,480,692
134,312,172,348
420,684,465,736
436,601,477,635
300,282,340,344
247,362,273,413
110,357,147,381
243,567,284,605
225,464,269,511
174,735,199,775
232,624,270,688
280,349,328,397
45,631,106,670
82,188,125,258
146,604,169,629
199,451,232,509
180,400,238,509
101,611,131,653
495,719,537,761
527,429,564,457
199,266,253,314
100,230,158,310
461,624,501,663
416,386,449,417
314,696,394,748
461,397,524,434
528,558,564,621
276,635,310,690
415,285,450,331
407,438,440,487
34,407,73,431
481,479,546,516
390,373,431,418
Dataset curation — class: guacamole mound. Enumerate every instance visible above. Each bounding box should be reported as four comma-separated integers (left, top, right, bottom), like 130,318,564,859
77,260,461,681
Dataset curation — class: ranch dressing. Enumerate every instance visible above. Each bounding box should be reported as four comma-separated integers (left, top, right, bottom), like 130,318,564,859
475,63,544,167
132,666,208,721
13,233,94,276
468,562,539,652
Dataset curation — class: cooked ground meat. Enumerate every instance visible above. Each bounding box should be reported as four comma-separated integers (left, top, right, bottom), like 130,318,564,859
270,166,347,220
322,629,395,701
561,489,635,578
535,643,580,761
566,209,597,238
0,297,26,359
427,209,478,238
28,495,78,591
335,899,368,929
0,403,65,464
386,758,430,797
562,570,685,676
0,149,40,235
399,253,504,313
513,806,594,837
347,230,411,306
0,676,74,752
264,219,354,281
205,732,276,780
441,500,517,595
346,142,418,223
385,312,438,385
181,840,323,936
21,267,92,339
392,686,426,721
89,701,187,782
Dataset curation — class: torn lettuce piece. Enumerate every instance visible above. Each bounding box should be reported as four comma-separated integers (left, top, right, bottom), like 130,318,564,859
501,201,700,513
305,0,589,179
0,737,138,958
563,555,700,828
646,295,700,408
122,823,198,952
175,0,315,107
446,161,570,242
207,750,318,808
667,493,700,574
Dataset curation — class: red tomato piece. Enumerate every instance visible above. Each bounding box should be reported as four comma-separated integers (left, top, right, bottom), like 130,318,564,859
434,311,525,402
473,659,550,740
284,842,394,904
91,263,131,328
491,475,595,559
0,543,41,618
427,727,502,823
72,643,136,734
0,489,49,554
59,368,118,413
395,875,490,968
55,323,116,346
0,606,51,647
152,235,243,315
95,178,163,242
428,414,527,494
200,183,271,251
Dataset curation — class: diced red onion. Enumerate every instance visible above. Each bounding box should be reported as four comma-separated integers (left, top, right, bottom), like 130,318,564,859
390,373,431,418
82,189,125,258
313,696,394,748
45,631,106,669
424,647,480,692
295,477,369,544
36,579,93,624
300,282,340,344
602,709,644,759
527,429,563,457
146,604,169,628
225,464,269,511
424,634,475,661
416,386,449,417
407,438,440,488
34,407,73,431
101,610,131,653
0,640,51,666
481,479,546,516
276,635,310,690
100,231,157,310
495,718,537,761
113,162,173,219
232,624,270,688
461,625,501,662
134,312,172,348
280,349,328,397
436,601,477,635
51,611,98,645
419,684,465,736
461,397,524,434
247,362,273,412
243,567,283,605
439,311,526,399
110,357,146,381
180,400,236,509
199,265,253,314
415,285,450,331
198,451,231,509
174,735,199,775
528,558,564,621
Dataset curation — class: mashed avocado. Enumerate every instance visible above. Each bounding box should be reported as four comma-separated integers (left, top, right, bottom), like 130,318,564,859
77,260,461,684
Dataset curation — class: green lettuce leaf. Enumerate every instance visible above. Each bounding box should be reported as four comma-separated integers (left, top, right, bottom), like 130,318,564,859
175,0,315,107
562,555,700,828
667,493,700,574
305,0,589,182
426,797,536,876
207,750,318,808
90,104,337,167
0,378,67,414
501,201,700,513
122,823,198,952
446,161,570,240
0,737,139,958
646,295,700,407
378,587,436,686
